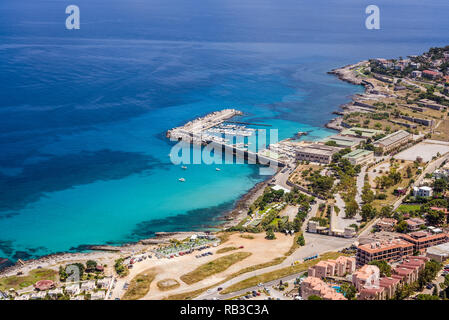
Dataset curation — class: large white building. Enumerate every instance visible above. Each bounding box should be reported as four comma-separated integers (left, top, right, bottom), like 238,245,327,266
413,186,433,197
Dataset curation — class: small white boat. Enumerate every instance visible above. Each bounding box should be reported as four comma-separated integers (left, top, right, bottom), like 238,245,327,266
179,178,186,182
215,168,221,171
182,166,187,170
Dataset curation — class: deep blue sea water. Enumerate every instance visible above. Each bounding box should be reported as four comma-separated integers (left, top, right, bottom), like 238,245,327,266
1,0,449,263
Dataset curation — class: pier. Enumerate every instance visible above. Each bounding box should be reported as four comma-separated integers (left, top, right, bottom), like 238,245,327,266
166,109,287,167
225,121,272,127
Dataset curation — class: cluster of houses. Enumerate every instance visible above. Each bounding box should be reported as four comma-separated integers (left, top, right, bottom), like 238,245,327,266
301,256,355,300
11,277,114,300
300,251,438,300
301,162,449,300
373,58,418,72
353,256,429,300
373,52,449,83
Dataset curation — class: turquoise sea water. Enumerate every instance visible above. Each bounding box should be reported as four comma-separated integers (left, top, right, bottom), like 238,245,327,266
1,0,449,263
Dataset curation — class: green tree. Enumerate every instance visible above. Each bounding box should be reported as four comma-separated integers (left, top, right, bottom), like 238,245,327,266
361,204,377,221
325,140,338,147
406,166,413,178
307,295,323,300
433,178,447,193
416,294,439,300
393,283,413,300
395,220,409,233
297,234,305,246
426,209,446,226
265,229,276,240
340,283,357,300
380,205,393,218
368,260,392,277
361,183,375,204
345,199,359,219
86,260,97,271
59,265,68,282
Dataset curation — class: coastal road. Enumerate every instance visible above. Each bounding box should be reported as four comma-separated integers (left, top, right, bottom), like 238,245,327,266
203,270,305,300
195,231,354,300
271,165,294,190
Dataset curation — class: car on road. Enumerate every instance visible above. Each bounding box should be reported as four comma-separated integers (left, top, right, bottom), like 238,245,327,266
426,283,433,289
217,287,223,291
257,283,263,287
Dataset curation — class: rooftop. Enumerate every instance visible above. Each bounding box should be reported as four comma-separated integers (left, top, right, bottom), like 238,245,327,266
34,280,55,291
373,130,411,147
414,186,432,191
405,218,426,226
358,239,413,254
400,231,447,243
321,135,364,147
423,70,441,76
340,127,384,138
343,149,374,159
426,242,449,256
297,144,340,156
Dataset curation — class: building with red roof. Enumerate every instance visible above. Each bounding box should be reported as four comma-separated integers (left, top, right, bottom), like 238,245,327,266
34,280,55,291
359,287,385,300
400,231,448,252
422,70,442,79
356,255,429,300
379,277,401,299
356,239,413,266
300,277,347,300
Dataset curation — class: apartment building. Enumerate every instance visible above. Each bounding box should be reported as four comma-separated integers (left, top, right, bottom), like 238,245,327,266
307,256,356,279
379,277,401,299
359,287,386,300
357,256,428,300
356,239,414,266
352,265,380,291
399,231,448,252
300,277,347,300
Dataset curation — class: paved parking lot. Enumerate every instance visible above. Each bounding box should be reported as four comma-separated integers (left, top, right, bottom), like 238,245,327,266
395,140,449,162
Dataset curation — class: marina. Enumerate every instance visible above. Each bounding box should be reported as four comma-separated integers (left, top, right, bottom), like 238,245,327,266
166,109,288,167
